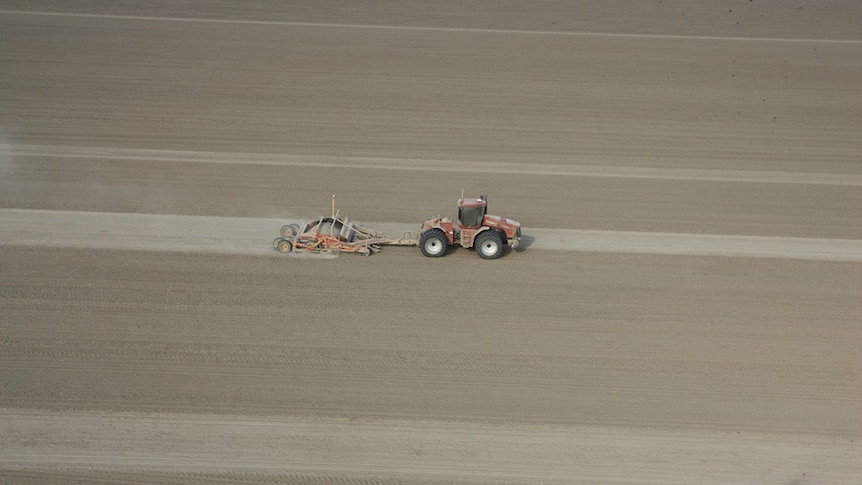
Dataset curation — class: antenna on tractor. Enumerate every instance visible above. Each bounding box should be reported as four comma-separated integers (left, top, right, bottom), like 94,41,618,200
331,194,336,219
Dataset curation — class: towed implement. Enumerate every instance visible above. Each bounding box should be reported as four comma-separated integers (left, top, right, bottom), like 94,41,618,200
273,193,521,259
273,214,412,256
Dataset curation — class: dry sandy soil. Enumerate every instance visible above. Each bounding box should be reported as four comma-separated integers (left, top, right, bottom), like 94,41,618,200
1,1,860,483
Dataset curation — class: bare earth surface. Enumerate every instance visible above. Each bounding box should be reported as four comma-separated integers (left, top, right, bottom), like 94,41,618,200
1,1,860,483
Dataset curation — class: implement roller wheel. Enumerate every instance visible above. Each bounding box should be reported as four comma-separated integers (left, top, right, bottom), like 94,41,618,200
281,224,299,238
276,239,293,253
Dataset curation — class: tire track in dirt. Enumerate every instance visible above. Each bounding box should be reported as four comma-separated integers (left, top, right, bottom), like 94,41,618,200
2,209,860,261
6,144,861,185
4,9,862,44
2,410,859,484
0,468,421,485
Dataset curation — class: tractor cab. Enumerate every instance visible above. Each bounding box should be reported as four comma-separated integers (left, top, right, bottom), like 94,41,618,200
457,195,487,228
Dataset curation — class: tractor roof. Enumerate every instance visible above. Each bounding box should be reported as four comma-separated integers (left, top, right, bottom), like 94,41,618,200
457,195,487,208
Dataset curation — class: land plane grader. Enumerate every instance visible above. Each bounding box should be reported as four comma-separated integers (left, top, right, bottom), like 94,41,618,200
273,194,521,259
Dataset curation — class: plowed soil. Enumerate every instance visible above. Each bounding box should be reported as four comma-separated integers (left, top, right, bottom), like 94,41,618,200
1,1,860,483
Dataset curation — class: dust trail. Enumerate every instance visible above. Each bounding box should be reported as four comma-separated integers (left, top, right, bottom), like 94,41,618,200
0,209,288,256
2,209,860,261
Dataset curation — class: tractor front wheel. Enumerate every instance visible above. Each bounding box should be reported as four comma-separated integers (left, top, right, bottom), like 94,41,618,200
420,229,448,258
475,230,503,259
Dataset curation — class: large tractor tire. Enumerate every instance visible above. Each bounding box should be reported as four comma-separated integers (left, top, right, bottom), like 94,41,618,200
420,229,448,258
475,230,503,259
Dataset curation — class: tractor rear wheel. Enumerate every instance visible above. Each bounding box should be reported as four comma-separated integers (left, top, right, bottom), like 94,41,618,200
475,230,503,259
420,229,447,258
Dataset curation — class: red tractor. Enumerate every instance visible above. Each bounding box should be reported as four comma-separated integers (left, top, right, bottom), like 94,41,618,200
419,194,521,259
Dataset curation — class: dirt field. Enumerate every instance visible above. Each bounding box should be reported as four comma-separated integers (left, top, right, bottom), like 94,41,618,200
1,1,860,483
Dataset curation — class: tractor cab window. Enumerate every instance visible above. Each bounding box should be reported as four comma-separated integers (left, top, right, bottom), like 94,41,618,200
458,205,485,227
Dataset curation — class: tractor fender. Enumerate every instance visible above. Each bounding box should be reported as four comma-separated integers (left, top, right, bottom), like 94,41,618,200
420,217,455,245
481,214,521,239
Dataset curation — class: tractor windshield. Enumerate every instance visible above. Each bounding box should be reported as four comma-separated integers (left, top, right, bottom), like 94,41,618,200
458,205,485,227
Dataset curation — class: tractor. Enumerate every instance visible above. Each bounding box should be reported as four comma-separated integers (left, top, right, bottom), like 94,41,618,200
419,194,521,259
